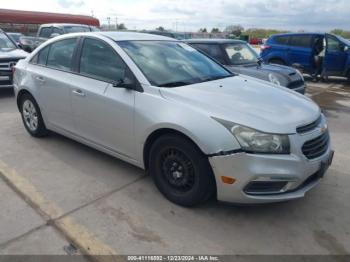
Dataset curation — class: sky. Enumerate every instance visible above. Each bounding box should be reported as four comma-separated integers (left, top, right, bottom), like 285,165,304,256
1,0,350,32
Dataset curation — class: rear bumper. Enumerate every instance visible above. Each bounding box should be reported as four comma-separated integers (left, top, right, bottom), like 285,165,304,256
209,147,333,204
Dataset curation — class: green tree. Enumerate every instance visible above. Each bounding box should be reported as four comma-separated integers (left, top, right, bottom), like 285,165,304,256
225,25,244,36
117,23,127,30
211,28,220,33
199,28,207,33
330,29,350,38
156,26,165,32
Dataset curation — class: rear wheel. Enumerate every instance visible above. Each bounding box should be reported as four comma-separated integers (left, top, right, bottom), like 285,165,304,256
269,59,285,65
149,134,215,207
19,93,48,137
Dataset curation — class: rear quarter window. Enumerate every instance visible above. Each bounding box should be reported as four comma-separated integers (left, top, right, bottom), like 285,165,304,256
274,36,289,45
289,35,312,48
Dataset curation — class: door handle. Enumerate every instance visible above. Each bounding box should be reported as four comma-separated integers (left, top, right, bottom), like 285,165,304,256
36,76,45,82
72,89,86,97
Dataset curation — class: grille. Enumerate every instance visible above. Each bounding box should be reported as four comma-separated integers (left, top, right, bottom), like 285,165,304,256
297,116,322,134
288,79,304,89
302,131,330,159
0,59,19,71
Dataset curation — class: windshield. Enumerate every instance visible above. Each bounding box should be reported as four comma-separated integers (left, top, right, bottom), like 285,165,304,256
9,34,22,42
64,26,91,33
118,41,232,87
224,43,259,65
338,35,350,46
0,33,17,51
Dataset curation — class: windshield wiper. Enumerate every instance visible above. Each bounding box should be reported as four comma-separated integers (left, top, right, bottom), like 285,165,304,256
159,81,193,87
200,75,233,83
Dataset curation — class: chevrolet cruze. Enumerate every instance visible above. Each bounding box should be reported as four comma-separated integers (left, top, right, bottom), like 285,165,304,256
13,32,334,206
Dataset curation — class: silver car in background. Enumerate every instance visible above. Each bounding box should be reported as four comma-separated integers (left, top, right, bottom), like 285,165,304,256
13,32,334,206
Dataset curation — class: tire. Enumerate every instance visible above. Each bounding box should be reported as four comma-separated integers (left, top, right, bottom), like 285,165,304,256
269,59,285,65
149,134,216,207
19,93,48,137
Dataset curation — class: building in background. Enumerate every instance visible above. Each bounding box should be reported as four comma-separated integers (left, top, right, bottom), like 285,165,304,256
0,8,100,35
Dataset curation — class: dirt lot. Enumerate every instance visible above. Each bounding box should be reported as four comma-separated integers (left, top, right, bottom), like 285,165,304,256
0,79,350,257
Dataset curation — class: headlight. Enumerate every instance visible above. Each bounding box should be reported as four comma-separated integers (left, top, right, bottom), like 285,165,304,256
268,73,281,86
296,69,304,82
213,118,290,154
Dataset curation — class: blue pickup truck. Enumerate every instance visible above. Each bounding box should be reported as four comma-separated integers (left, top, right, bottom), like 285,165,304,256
261,33,350,80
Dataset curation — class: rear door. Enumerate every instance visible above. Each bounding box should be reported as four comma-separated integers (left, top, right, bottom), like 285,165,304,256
324,34,348,75
70,37,136,158
287,34,313,72
36,38,78,133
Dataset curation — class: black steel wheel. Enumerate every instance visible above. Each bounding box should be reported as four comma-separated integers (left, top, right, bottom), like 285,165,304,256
149,134,215,207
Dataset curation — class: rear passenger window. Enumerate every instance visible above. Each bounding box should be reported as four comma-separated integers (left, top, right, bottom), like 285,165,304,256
79,38,127,82
275,36,289,45
30,45,50,65
47,38,77,71
192,44,226,64
289,35,312,48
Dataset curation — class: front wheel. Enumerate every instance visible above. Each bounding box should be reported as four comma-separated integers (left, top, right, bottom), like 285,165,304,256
20,93,48,137
149,134,215,207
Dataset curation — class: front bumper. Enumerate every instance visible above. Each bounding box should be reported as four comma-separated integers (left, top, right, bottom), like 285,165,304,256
209,132,333,204
0,71,13,88
290,84,305,94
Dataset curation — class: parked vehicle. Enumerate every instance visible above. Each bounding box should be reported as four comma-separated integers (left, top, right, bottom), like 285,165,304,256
17,24,100,53
261,33,350,80
14,32,333,206
7,32,24,46
186,39,306,94
0,30,28,88
145,30,190,40
249,38,263,45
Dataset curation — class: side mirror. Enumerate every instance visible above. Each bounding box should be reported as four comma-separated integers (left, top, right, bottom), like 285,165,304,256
49,33,60,38
344,46,349,52
112,77,135,89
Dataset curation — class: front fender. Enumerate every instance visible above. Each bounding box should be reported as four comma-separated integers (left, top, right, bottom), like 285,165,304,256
134,88,241,166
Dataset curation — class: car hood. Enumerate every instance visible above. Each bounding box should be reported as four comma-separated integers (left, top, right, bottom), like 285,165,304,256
0,48,28,60
159,75,319,134
227,63,299,84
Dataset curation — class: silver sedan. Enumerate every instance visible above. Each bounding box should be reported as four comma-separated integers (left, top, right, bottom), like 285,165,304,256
13,32,334,206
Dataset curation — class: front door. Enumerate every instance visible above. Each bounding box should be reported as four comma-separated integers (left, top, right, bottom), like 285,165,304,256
287,35,314,72
324,34,347,76
71,37,136,159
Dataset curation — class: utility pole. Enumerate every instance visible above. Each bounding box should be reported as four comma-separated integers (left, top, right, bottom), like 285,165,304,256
107,17,111,30
115,17,118,30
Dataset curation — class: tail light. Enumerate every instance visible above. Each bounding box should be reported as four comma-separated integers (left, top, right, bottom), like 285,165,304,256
260,45,271,51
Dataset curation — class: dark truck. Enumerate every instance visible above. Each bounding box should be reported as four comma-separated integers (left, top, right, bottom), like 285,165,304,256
0,29,28,88
18,23,100,52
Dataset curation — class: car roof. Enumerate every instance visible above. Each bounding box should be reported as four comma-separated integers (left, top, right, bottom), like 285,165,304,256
184,38,246,44
98,31,177,41
40,23,90,28
271,32,324,38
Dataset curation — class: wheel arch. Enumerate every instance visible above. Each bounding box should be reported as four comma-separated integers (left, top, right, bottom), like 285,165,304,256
268,57,287,65
143,128,206,171
16,89,35,111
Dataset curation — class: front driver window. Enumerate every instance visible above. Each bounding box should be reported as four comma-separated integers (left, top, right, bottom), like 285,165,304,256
327,37,342,51
79,38,127,82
